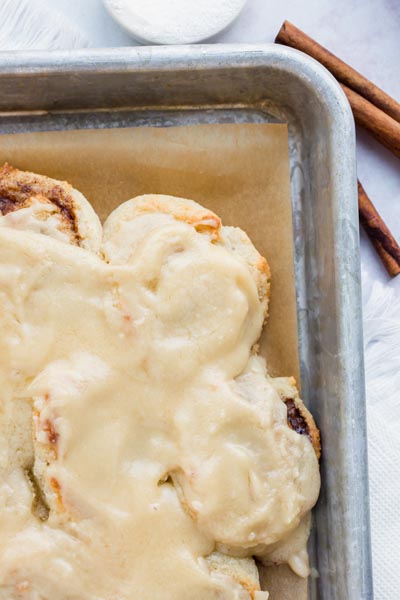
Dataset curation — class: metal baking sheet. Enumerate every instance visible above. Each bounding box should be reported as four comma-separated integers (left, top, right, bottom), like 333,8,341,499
0,44,373,600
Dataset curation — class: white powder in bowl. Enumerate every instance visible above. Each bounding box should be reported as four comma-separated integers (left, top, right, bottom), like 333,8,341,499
103,0,248,44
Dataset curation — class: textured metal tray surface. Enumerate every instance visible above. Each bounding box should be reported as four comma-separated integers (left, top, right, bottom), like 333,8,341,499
0,44,373,600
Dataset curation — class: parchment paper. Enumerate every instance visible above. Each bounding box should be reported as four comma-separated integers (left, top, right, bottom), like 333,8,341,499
0,123,307,598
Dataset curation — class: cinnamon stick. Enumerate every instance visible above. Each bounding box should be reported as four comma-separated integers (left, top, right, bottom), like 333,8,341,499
275,20,400,276
275,22,400,160
358,181,400,277
275,20,400,124
341,85,400,159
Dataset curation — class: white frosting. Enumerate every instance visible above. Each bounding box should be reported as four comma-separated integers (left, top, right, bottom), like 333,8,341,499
0,203,319,598
0,199,72,244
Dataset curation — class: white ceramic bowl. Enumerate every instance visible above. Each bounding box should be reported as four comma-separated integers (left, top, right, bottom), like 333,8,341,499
103,0,248,45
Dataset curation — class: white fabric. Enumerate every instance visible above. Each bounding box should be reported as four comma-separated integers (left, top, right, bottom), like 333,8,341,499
0,1,400,598
0,0,87,50
363,268,400,600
